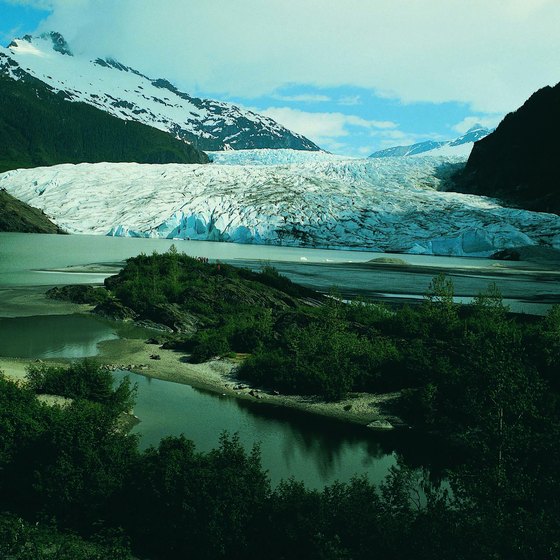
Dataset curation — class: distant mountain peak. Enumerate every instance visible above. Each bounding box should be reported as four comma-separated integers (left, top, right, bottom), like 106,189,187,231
370,126,493,159
10,31,73,56
1,31,320,152
40,31,73,56
466,123,486,132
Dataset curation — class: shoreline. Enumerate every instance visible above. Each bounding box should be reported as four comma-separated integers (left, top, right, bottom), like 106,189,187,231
98,337,403,429
0,336,402,430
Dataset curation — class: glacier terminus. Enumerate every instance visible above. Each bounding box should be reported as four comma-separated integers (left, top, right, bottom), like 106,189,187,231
1,150,559,257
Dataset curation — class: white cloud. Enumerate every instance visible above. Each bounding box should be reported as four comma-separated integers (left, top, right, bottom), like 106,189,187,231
338,95,361,106
260,107,397,145
452,115,502,134
273,93,331,103
31,0,560,114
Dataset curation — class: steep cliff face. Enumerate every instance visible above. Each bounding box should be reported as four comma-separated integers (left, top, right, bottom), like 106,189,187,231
452,81,560,215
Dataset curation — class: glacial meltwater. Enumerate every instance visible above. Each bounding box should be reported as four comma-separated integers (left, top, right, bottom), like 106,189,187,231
1,232,558,487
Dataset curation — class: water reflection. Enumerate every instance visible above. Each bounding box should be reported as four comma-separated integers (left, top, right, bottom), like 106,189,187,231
118,370,402,488
0,314,148,359
0,314,117,358
231,394,395,481
0,308,450,489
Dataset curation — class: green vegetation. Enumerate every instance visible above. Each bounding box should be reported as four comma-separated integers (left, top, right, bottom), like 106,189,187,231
1,352,559,559
0,513,132,560
78,251,560,420
0,73,208,175
46,284,110,305
0,189,63,233
26,359,136,413
27,251,560,558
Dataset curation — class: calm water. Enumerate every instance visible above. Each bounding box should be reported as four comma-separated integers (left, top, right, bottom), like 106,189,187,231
1,232,558,314
0,232,556,487
113,370,407,488
0,314,148,358
0,308,405,488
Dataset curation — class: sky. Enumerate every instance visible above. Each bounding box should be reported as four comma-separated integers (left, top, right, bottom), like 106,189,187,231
1,0,559,156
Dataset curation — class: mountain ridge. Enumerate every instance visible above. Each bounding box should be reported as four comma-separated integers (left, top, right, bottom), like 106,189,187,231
0,67,209,173
369,125,492,159
1,32,320,152
451,82,560,215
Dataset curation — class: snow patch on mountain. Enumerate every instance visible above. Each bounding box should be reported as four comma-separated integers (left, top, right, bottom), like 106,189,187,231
370,125,493,159
0,33,319,152
1,155,558,257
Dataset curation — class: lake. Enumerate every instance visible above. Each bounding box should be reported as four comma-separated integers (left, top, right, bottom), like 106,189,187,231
0,232,557,487
2,232,559,314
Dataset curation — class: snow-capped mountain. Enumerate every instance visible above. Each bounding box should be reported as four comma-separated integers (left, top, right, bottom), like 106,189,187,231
2,151,558,257
0,32,320,152
369,125,492,159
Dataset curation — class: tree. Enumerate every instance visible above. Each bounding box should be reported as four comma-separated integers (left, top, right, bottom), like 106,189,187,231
421,274,460,338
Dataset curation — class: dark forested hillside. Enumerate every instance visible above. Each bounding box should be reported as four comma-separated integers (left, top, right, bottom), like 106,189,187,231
0,73,209,174
0,189,63,233
451,81,560,214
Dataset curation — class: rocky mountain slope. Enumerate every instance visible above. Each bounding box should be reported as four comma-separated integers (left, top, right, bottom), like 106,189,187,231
1,32,319,152
0,70,208,173
451,82,560,215
369,125,492,159
2,150,559,256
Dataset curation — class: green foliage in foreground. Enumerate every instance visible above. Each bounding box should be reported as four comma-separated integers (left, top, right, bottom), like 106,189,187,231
26,359,136,414
0,513,132,560
5,254,559,558
0,353,559,559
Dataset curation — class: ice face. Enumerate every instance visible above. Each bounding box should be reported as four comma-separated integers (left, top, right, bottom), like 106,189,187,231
2,153,559,257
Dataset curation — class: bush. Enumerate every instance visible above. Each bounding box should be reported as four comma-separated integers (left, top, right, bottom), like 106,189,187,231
26,360,136,414
189,331,231,363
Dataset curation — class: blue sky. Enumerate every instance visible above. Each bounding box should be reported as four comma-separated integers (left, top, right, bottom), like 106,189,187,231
1,0,558,156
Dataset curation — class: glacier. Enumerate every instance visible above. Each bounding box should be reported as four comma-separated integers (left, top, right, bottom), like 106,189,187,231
2,151,559,257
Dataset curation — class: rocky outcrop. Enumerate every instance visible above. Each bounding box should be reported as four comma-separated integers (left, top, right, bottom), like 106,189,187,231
142,303,200,334
93,299,138,321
